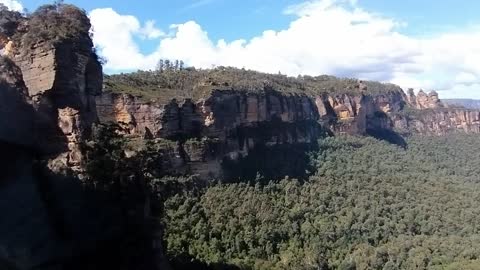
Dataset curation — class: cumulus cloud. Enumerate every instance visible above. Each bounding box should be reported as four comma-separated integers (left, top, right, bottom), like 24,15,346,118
90,0,480,98
0,0,23,11
139,20,165,40
89,8,164,70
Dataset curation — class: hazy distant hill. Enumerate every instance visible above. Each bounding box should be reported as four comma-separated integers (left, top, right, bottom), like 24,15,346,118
443,99,480,109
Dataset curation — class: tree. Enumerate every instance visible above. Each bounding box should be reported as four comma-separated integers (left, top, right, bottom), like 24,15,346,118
156,59,164,72
164,59,171,70
0,4,23,37
174,59,179,71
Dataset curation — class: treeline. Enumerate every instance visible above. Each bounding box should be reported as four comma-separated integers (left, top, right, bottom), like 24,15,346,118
163,134,480,269
155,59,186,72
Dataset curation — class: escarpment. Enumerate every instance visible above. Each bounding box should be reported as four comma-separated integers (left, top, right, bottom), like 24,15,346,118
97,90,323,179
0,4,103,171
99,70,480,179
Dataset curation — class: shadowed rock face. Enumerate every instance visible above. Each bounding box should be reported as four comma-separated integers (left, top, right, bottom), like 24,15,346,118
0,57,34,147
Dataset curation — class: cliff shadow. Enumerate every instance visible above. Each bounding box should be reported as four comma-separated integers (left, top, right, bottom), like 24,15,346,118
366,128,407,148
221,143,318,183
221,119,323,183
0,144,170,270
365,111,407,148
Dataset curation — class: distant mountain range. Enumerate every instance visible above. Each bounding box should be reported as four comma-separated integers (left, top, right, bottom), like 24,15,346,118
443,99,480,109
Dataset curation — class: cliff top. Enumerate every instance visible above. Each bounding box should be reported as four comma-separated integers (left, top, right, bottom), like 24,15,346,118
104,66,404,103
1,3,93,55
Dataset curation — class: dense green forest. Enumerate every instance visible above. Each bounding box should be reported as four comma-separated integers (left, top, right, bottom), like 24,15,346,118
162,134,480,269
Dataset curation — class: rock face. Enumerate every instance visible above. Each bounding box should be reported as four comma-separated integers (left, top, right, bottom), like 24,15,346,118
97,90,322,179
10,31,102,170
407,89,442,109
0,6,108,270
394,109,480,135
97,82,480,179
0,57,34,147
96,84,411,179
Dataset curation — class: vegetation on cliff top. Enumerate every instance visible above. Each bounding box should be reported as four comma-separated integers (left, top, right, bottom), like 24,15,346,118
163,134,480,269
1,3,96,56
21,3,91,48
104,66,404,103
0,4,23,37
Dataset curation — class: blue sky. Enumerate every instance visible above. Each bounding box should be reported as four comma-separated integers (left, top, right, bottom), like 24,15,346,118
4,0,480,98
17,0,480,40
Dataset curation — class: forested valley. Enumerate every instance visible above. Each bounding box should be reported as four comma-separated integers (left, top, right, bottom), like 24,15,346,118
85,124,480,270
161,134,480,270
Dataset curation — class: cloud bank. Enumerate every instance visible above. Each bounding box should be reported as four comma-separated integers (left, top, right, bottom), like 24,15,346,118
90,0,480,98
0,0,23,11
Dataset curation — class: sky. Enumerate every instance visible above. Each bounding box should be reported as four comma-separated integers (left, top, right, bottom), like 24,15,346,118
3,0,480,99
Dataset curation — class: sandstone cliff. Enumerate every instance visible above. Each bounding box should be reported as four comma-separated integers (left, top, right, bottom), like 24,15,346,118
97,90,322,179
99,71,480,179
7,11,103,170
0,5,110,270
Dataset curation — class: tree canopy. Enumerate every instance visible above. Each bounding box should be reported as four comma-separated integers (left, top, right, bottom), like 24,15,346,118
163,134,480,269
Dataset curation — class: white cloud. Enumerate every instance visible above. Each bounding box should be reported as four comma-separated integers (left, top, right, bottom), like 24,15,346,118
90,0,480,98
0,0,23,11
139,20,165,40
89,8,164,70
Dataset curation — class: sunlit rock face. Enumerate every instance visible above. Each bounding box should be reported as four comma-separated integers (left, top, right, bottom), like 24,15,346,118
97,90,322,179
97,78,480,179
8,24,102,170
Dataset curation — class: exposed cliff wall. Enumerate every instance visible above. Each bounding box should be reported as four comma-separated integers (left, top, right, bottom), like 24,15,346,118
393,109,480,135
0,57,34,147
10,39,102,170
96,83,412,179
0,5,115,270
97,80,480,179
97,90,322,179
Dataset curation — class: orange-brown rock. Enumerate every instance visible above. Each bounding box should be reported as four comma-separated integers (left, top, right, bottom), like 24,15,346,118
97,90,322,179
410,89,442,109
394,109,480,135
9,30,102,170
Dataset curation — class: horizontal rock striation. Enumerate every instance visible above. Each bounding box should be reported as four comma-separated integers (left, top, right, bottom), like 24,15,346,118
97,90,323,179
394,109,480,135
97,81,480,179
10,30,102,170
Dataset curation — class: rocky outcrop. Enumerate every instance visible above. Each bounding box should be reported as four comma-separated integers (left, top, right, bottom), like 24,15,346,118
0,5,109,270
9,30,102,170
407,89,442,109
